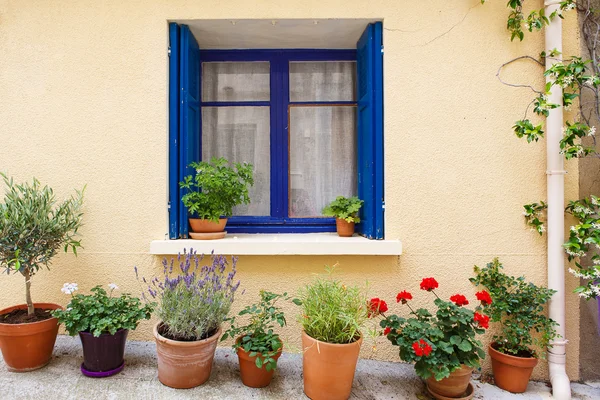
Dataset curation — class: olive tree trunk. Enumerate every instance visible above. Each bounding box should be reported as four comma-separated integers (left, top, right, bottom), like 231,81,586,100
24,268,34,315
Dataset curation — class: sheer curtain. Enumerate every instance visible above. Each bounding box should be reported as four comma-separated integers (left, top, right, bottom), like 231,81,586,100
201,62,271,216
289,61,357,217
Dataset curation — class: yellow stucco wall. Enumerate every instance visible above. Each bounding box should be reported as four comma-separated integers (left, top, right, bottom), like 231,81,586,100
0,0,582,381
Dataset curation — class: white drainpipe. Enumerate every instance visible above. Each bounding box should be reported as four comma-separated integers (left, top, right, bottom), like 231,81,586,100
544,1,571,399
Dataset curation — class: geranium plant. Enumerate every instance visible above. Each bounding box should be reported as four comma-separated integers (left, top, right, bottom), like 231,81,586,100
470,258,558,358
297,266,368,344
222,290,296,371
322,196,364,223
179,157,254,222
0,174,84,317
138,250,240,341
372,277,489,381
52,283,154,336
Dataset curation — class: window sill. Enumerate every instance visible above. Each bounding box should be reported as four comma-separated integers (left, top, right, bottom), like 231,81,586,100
150,233,402,256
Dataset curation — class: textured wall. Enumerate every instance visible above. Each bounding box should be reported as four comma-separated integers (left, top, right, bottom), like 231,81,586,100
0,0,582,381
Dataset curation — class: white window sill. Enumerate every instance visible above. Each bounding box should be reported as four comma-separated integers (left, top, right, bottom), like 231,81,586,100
150,233,402,256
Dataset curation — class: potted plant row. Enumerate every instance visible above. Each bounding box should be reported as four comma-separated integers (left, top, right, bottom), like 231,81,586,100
138,250,240,388
52,283,153,376
179,157,254,240
0,174,84,372
371,277,491,400
470,258,558,393
322,196,364,237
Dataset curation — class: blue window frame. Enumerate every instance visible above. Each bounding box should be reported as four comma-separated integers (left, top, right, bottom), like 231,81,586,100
169,22,384,239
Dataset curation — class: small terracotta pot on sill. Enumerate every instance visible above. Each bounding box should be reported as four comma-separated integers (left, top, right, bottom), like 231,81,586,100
0,303,62,372
488,342,538,393
335,218,355,237
236,336,283,388
189,218,227,233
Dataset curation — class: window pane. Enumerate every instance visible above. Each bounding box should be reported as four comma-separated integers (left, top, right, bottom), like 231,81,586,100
289,106,357,217
202,62,270,102
289,61,356,102
202,106,270,216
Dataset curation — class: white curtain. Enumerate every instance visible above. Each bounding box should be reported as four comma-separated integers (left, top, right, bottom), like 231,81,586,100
289,61,356,102
202,62,270,102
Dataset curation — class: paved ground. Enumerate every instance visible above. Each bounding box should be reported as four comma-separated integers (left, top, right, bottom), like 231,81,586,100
0,336,599,400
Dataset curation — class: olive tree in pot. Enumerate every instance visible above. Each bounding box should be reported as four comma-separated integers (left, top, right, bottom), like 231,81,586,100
52,284,154,377
179,157,253,239
138,250,240,388
296,266,368,400
322,196,363,237
470,258,558,394
0,174,84,372
222,290,296,388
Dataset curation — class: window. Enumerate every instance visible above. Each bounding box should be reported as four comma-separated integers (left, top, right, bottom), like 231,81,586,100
168,22,383,239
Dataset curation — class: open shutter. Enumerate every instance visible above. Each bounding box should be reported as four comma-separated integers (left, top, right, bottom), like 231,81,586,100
356,22,384,239
175,24,201,238
168,23,180,239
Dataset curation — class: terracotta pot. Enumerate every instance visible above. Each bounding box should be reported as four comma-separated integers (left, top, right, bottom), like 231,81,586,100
335,218,355,237
79,329,128,374
302,330,362,400
0,303,62,372
488,343,538,393
153,322,221,389
426,365,474,398
236,336,283,388
189,218,227,233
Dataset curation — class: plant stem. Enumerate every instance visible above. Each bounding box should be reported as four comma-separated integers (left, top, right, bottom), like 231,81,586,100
24,267,34,316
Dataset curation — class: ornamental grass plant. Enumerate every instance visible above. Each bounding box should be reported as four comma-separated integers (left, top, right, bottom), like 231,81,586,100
138,250,240,341
297,266,368,344
372,277,491,381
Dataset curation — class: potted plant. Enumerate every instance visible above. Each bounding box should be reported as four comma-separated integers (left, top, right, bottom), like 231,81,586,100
222,290,295,388
0,174,84,372
52,283,154,377
374,277,490,399
297,266,368,400
138,249,240,388
322,196,363,237
470,258,558,394
179,157,253,239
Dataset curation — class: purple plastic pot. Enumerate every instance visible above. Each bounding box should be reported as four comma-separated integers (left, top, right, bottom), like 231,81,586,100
79,329,128,376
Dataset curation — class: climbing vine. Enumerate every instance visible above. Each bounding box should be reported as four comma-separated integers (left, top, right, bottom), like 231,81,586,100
483,1,600,298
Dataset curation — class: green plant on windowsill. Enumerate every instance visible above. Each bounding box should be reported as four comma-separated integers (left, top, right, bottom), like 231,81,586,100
179,157,254,223
322,196,363,223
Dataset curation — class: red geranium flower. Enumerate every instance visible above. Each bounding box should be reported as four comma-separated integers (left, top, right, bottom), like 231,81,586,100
420,277,439,291
449,294,469,306
383,327,391,336
396,290,413,304
412,339,432,357
476,290,493,306
368,298,388,317
474,312,490,329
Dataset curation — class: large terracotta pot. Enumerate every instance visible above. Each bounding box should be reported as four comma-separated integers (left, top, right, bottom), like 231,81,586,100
236,336,283,388
335,218,355,237
426,364,474,398
153,322,221,389
0,303,62,372
189,218,227,233
79,329,128,376
488,342,538,393
302,330,362,400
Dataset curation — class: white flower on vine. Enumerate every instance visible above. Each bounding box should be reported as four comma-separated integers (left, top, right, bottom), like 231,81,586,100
108,283,119,291
565,3,576,11
570,226,577,233
588,126,596,137
539,225,546,233
61,283,78,295
592,197,599,206
585,75,596,85
562,76,574,86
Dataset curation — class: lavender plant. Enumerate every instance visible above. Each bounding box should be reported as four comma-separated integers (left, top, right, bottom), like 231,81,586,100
137,249,240,341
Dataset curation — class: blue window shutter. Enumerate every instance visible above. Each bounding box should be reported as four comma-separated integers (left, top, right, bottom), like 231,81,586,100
178,25,201,238
356,22,384,239
168,23,180,239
